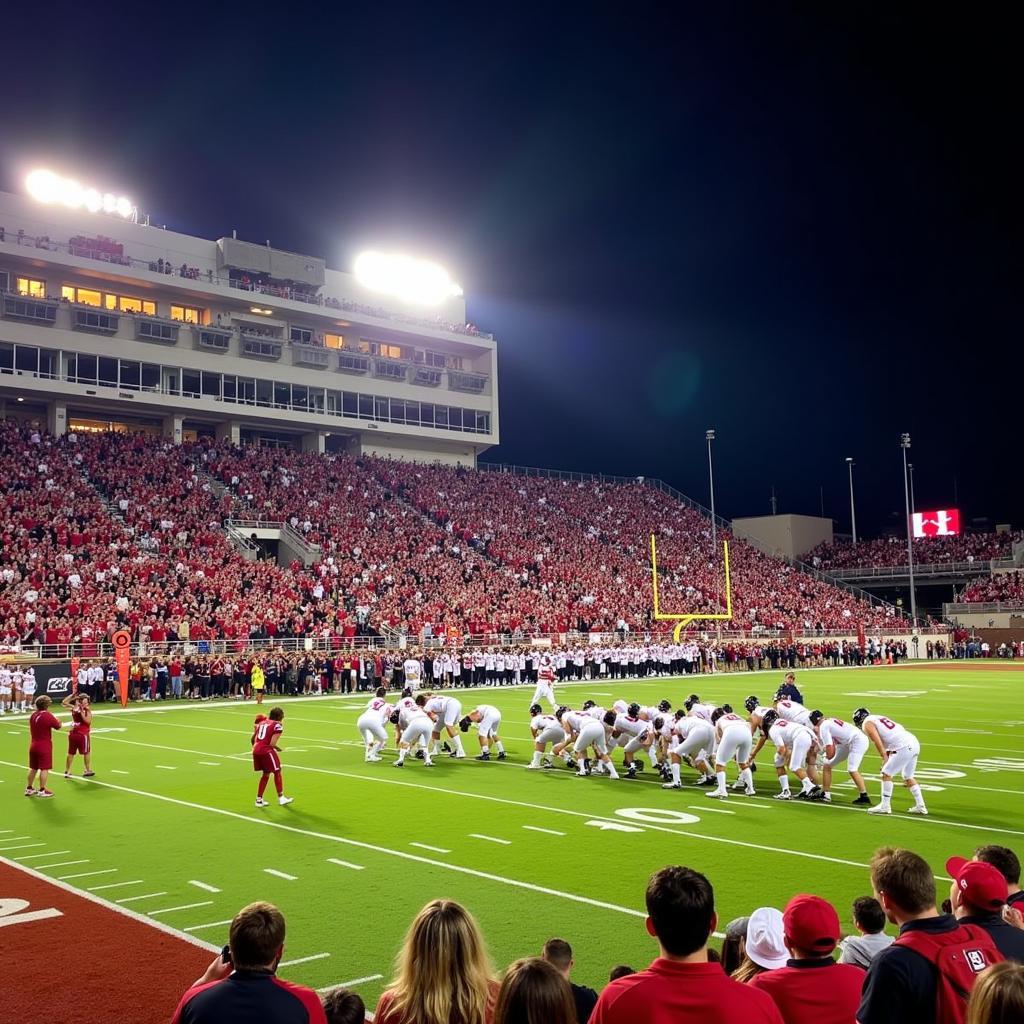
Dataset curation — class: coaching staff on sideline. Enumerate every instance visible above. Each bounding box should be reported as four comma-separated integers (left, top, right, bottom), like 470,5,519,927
172,902,327,1024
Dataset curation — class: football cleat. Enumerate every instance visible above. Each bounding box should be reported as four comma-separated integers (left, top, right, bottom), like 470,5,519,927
706,790,729,799
852,793,871,805
794,790,809,800
423,760,434,767
633,758,645,772
82,770,95,778
525,764,542,770
662,782,682,790
867,804,892,815
807,786,824,800
626,765,638,779
442,742,452,753
576,770,589,777
565,758,578,770
414,749,425,760
774,791,792,800
907,806,929,815
36,790,54,798
393,759,404,767
278,796,294,806
24,787,36,797
731,780,746,790
64,772,72,779
475,752,491,761
496,751,507,761
699,776,718,787
744,786,757,796
255,797,268,807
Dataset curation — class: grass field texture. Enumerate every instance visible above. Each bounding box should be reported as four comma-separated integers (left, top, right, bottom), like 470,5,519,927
2,662,1022,1008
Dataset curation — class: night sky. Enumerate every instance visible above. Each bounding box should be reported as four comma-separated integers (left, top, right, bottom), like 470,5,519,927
2,4,1018,535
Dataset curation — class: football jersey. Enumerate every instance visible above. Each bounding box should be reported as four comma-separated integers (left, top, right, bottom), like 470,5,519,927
252,718,282,755
475,704,500,720
560,710,586,733
403,659,421,682
775,700,812,726
583,705,607,720
688,703,716,723
363,697,392,724
531,713,560,733
768,720,815,750
715,712,746,734
676,716,713,741
863,714,914,749
424,696,452,715
613,715,647,737
818,717,859,747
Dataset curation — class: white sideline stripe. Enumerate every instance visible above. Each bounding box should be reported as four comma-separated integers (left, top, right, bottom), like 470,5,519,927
689,805,735,815
327,858,364,871
58,868,117,880
117,891,169,904
88,879,145,892
189,880,222,893
32,859,90,870
184,918,234,932
13,850,71,861
0,856,218,952
318,974,384,993
470,833,511,845
409,843,450,854
0,843,45,852
522,826,566,836
111,770,130,775
280,953,330,968
154,765,177,770
264,868,297,880
149,901,214,916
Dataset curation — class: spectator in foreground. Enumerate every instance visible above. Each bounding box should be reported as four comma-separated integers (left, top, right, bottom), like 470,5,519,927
374,899,498,1024
966,961,1024,1024
493,957,575,1024
541,938,597,1024
732,907,788,982
720,916,750,975
974,845,1024,911
171,902,327,1023
859,846,1003,1024
589,866,783,1023
608,966,634,982
838,896,892,968
320,988,365,1024
947,856,1024,961
749,894,865,1024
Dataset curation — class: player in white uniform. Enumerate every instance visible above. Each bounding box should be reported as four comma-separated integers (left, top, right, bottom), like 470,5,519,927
393,694,435,767
704,708,756,799
356,686,393,761
810,710,870,804
613,703,659,779
526,704,566,769
570,710,619,778
424,694,466,758
530,655,557,710
751,709,820,800
11,667,25,713
661,712,715,789
403,656,423,691
0,665,11,714
460,704,506,760
854,707,927,816
773,697,813,727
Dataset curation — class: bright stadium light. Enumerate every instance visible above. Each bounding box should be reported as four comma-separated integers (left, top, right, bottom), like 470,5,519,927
26,168,136,219
354,250,463,306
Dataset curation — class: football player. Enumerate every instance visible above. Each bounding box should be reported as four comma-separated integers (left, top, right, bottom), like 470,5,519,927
704,707,755,799
527,703,566,769
809,710,870,805
459,705,506,761
530,654,557,710
424,693,467,758
748,708,820,800
661,710,715,790
854,707,927,815
356,686,393,761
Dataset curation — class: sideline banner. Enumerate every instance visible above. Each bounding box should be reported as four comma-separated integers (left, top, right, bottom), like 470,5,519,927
35,662,74,700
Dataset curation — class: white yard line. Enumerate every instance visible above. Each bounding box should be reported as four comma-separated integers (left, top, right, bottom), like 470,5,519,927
279,953,330,968
117,891,169,904
0,843,46,852
318,973,384,993
13,850,71,861
111,770,130,775
522,826,566,836
264,868,297,880
184,918,235,932
198,762,221,766
149,901,214,916
326,858,364,871
154,765,178,770
31,859,90,869
688,805,735,815
409,843,450,854
189,880,222,893
0,836,32,844
469,834,511,845
88,879,145,892
0,856,218,952
58,868,117,881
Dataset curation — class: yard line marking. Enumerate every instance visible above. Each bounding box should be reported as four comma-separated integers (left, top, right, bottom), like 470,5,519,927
149,901,214,916
318,973,384,992
58,868,117,881
88,879,145,892
522,826,566,836
198,761,221,767
154,765,177,770
326,858,364,871
30,859,90,870
2,856,218,953
0,843,46,852
0,829,12,833
280,953,331,968
469,834,511,845
0,836,32,844
13,850,71,861
184,918,234,932
189,880,221,893
111,770,130,775
409,843,451,854
264,868,297,880
116,891,169,904
688,805,735,815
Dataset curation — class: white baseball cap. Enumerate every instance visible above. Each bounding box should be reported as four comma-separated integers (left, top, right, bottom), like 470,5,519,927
746,907,788,970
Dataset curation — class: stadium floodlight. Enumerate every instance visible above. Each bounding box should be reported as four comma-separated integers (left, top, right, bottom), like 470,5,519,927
706,430,717,550
900,433,917,627
354,250,463,305
845,457,857,546
26,169,136,219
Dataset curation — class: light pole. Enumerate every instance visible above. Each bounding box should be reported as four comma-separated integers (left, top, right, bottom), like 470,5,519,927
846,457,857,546
706,429,716,550
901,434,918,626
908,462,916,517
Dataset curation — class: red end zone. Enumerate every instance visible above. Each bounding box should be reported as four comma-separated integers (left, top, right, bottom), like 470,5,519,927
1,857,216,1024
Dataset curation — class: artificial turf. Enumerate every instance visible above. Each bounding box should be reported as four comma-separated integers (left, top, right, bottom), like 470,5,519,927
1,662,1021,1009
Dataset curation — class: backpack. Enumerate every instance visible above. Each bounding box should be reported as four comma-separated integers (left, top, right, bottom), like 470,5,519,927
895,923,1004,1024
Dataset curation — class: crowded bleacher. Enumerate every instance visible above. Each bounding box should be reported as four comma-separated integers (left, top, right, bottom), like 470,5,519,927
809,532,1019,570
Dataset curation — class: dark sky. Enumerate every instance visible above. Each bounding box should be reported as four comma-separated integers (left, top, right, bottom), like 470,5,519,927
2,3,1018,535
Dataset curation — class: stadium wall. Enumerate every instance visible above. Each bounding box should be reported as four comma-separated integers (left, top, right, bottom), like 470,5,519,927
731,514,834,560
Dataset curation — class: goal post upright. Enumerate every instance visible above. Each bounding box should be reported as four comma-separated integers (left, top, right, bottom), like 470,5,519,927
650,533,733,642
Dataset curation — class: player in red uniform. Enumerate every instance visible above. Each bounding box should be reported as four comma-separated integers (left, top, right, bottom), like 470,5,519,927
62,692,95,778
251,707,293,808
26,695,63,797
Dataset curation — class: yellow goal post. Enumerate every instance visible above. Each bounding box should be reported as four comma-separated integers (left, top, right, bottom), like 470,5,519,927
650,534,733,642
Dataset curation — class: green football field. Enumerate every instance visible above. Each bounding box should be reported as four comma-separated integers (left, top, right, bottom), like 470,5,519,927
2,662,1022,1007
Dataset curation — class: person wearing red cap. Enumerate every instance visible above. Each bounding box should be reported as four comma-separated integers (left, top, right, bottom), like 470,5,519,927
749,894,864,1024
948,856,1024,962
589,866,783,1024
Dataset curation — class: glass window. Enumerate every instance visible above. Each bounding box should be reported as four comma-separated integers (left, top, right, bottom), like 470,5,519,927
223,376,237,401
39,348,58,379
240,378,256,404
358,394,373,418
391,400,405,424
142,364,160,390
99,357,118,387
114,295,156,315
324,333,344,349
202,371,220,398
290,326,313,345
182,370,200,397
120,361,141,389
435,406,449,429
17,277,45,297
274,382,290,408
404,400,419,425
74,354,98,383
0,342,13,371
64,287,102,306
14,345,39,374
374,396,388,420
310,388,324,413
343,392,358,416
170,305,202,324
292,385,308,410
256,379,272,407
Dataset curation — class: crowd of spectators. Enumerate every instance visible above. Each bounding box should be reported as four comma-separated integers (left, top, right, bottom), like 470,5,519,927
0,425,914,649
173,843,1024,1023
809,531,1019,571
961,572,1024,604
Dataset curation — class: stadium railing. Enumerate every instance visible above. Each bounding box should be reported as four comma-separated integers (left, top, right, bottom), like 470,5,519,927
826,558,1016,580
943,601,1024,616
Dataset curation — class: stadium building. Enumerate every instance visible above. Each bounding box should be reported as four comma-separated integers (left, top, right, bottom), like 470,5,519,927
0,182,497,464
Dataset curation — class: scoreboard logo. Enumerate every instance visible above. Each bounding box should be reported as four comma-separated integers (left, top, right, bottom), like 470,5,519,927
912,509,960,538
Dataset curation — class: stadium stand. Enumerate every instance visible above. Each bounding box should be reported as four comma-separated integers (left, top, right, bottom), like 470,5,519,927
808,532,1019,570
